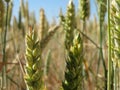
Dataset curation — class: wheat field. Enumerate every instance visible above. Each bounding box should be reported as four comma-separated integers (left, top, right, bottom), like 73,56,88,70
0,0,119,90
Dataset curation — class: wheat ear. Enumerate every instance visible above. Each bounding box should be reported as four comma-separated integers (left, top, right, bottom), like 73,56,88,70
25,28,43,90
79,0,90,20
61,0,83,90
110,0,120,89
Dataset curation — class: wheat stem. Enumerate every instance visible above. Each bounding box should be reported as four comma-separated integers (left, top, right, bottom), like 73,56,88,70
99,20,107,75
79,30,100,49
2,2,9,90
107,0,112,89
99,5,107,89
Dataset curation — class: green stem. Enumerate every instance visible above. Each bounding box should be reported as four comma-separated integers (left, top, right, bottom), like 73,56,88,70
117,68,119,90
79,30,100,49
82,19,86,50
107,0,112,90
82,20,86,90
99,10,107,90
113,65,116,90
2,2,9,90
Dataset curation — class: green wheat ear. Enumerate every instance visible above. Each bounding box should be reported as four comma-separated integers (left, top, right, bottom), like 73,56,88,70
25,28,43,90
60,0,75,50
97,0,107,23
62,32,83,90
61,0,83,90
110,0,120,89
7,1,13,27
79,0,90,20
111,0,120,68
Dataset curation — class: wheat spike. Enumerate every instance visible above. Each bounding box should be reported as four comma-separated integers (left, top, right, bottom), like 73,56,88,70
20,0,25,18
39,8,46,41
18,6,22,29
25,0,29,20
62,32,83,90
8,1,13,27
111,0,120,68
79,0,90,20
25,28,43,90
40,25,59,51
97,0,107,23
110,0,120,89
61,1,83,90
60,0,75,50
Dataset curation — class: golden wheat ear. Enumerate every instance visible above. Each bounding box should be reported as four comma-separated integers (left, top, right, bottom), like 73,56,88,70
25,28,43,90
40,25,59,51
39,8,45,41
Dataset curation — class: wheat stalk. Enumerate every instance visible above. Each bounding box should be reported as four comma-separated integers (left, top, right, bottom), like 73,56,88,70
78,0,90,88
0,0,5,31
107,0,112,90
96,0,107,89
1,0,9,89
0,0,4,89
18,6,22,29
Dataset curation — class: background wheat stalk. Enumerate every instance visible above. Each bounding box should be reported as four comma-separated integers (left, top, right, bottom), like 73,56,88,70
0,0,5,52
96,0,107,89
1,0,10,89
79,0,91,88
0,0,5,31
107,0,112,90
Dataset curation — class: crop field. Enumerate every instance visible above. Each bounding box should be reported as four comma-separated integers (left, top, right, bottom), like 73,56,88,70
0,0,119,90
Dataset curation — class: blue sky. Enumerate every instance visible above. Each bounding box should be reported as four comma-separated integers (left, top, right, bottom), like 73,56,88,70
12,0,97,22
